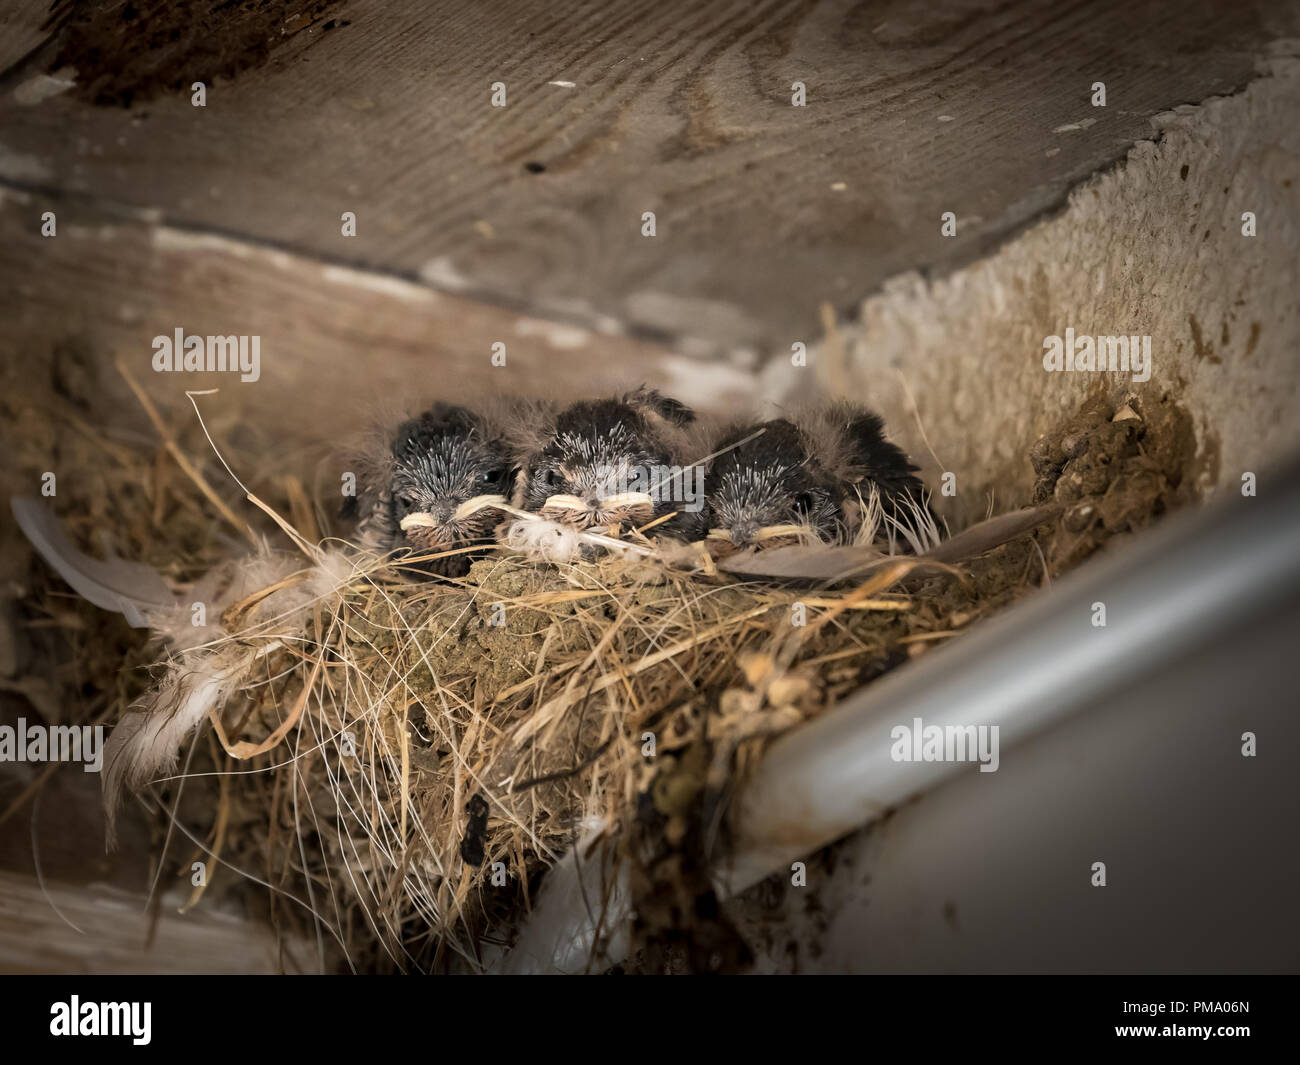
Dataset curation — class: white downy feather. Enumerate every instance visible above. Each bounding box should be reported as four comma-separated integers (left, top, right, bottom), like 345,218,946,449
102,549,357,835
11,497,363,836
501,517,589,563
102,650,261,845
495,503,653,564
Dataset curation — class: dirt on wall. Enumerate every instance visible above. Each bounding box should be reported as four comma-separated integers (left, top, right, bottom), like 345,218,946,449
43,0,350,107
812,59,1300,521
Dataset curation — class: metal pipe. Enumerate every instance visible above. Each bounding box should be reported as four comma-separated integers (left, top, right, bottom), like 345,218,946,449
502,456,1300,971
718,457,1300,894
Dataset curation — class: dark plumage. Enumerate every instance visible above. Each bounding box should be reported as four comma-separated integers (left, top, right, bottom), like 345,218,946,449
702,402,930,552
514,387,704,540
346,403,515,577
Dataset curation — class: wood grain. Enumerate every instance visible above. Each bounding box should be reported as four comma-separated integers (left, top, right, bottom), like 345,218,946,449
0,190,757,467
1,0,1293,354
0,0,47,72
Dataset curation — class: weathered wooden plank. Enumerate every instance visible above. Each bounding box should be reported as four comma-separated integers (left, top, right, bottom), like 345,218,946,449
1,0,1292,354
0,0,48,73
0,869,310,973
0,190,757,467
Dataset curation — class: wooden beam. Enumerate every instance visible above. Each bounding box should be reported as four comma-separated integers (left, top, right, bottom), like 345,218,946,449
2,0,1292,353
0,191,758,468
0,869,311,973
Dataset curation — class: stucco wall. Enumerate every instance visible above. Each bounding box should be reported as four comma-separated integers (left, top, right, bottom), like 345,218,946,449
785,53,1300,519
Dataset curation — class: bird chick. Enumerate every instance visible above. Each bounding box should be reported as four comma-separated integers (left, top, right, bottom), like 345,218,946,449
514,387,704,541
703,402,930,554
346,403,515,577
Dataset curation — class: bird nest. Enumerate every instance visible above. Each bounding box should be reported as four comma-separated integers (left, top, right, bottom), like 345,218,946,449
6,374,1203,973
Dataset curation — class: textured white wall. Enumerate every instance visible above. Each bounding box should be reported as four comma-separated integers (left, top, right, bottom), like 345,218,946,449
784,55,1300,519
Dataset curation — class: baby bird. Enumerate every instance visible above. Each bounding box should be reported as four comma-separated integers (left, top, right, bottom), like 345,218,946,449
346,403,515,577
514,387,704,541
703,402,931,554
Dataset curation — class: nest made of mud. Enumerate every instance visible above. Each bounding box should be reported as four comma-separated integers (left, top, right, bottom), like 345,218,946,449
2,373,1204,973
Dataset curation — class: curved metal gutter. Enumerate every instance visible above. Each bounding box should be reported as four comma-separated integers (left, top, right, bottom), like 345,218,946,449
500,456,1300,972
720,456,1300,895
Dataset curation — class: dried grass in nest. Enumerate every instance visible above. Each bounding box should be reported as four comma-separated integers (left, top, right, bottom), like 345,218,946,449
7,371,1194,973
6,438,1044,973
175,538,946,973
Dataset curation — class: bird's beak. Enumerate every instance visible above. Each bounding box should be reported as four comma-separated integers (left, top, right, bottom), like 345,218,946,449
540,493,588,513
452,494,509,520
540,490,656,531
399,512,439,531
706,522,809,548
604,491,654,510
401,495,508,532
541,491,654,514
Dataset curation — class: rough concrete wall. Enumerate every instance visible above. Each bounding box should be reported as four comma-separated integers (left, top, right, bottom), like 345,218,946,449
719,54,1300,974
793,51,1300,520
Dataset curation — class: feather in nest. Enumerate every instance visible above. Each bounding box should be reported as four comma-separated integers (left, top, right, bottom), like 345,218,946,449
11,498,174,626
717,504,1060,580
12,497,358,843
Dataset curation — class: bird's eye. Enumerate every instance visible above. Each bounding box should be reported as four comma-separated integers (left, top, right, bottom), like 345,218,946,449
793,492,815,517
396,493,417,510
540,469,558,488
480,468,503,486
